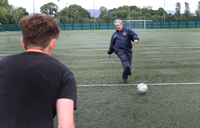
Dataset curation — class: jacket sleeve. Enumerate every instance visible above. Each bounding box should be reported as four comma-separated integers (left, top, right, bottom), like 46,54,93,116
107,34,115,55
128,29,139,41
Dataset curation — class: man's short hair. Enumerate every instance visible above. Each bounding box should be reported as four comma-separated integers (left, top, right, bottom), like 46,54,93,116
19,13,60,49
114,19,123,24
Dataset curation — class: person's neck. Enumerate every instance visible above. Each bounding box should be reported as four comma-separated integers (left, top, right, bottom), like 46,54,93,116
26,48,46,54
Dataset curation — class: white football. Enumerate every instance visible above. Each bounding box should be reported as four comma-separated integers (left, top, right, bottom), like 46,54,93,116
137,83,148,94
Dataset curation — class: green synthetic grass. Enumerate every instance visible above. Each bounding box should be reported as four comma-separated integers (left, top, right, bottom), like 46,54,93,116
1,29,200,128
75,85,200,128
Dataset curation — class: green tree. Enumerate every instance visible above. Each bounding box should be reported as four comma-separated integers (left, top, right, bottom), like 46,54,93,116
9,5,18,24
157,7,165,16
0,0,9,8
40,2,58,15
179,14,187,21
18,7,29,20
116,11,128,20
59,4,91,23
142,5,153,10
184,2,190,18
99,6,107,19
110,11,118,20
130,10,140,20
102,13,113,22
130,5,139,11
144,12,151,19
0,6,9,23
148,9,156,16
99,6,107,12
170,15,178,21
68,4,90,18
0,0,10,23
9,6,29,24
118,5,128,10
175,2,181,20
0,1,28,24
195,1,200,16
151,15,162,22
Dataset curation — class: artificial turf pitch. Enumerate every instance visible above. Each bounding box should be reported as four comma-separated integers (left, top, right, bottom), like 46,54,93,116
1,28,200,128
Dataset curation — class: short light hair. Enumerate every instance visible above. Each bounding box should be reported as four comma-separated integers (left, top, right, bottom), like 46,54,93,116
114,19,123,24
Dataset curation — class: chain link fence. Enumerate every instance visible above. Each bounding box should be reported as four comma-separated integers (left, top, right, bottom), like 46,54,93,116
1,21,200,31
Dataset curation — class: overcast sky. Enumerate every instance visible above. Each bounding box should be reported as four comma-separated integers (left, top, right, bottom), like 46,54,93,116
8,0,199,13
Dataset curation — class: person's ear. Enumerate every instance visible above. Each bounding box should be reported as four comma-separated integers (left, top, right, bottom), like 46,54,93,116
49,38,55,51
20,37,26,49
47,38,55,56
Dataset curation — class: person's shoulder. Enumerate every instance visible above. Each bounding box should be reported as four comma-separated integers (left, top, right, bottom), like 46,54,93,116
113,30,117,34
46,55,71,73
123,27,132,31
0,52,24,62
29,52,72,74
111,32,116,38
124,27,136,34
40,53,67,69
113,30,119,35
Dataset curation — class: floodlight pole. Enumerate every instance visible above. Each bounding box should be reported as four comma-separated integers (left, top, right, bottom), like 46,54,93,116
94,0,95,30
140,6,141,28
128,0,130,29
164,0,165,29
47,0,49,15
58,0,60,22
75,14,76,23
66,3,68,22
33,0,35,13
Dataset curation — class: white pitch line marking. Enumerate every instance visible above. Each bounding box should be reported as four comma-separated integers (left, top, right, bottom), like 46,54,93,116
77,82,200,87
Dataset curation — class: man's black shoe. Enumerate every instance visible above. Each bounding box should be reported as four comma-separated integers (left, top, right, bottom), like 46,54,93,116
123,79,127,83
126,66,131,75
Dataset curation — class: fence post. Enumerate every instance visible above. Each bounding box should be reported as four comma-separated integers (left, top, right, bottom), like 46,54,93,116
160,22,162,29
195,21,197,28
178,21,179,28
99,23,100,30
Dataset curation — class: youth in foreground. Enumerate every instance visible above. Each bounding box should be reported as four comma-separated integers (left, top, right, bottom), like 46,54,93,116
0,13,77,128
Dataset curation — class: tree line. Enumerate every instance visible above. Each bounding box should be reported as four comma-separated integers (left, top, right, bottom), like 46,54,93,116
57,1,200,23
1,0,200,24
0,0,28,24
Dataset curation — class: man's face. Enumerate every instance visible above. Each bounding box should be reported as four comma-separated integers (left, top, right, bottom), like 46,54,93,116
114,22,123,31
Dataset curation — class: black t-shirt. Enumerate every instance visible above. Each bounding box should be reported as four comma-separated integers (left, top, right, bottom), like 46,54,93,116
0,52,77,128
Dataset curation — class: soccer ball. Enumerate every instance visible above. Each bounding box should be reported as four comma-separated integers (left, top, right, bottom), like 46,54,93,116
137,83,148,94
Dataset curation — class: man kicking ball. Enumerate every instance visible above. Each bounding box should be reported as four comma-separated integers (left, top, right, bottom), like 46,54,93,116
107,19,139,83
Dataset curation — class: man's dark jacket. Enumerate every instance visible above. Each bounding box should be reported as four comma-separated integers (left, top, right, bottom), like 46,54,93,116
108,27,139,54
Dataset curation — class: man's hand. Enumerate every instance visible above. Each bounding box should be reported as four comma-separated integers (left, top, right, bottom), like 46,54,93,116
134,39,139,44
107,54,111,58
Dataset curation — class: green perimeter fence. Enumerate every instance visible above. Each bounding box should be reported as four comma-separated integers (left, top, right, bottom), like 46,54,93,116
1,21,200,31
